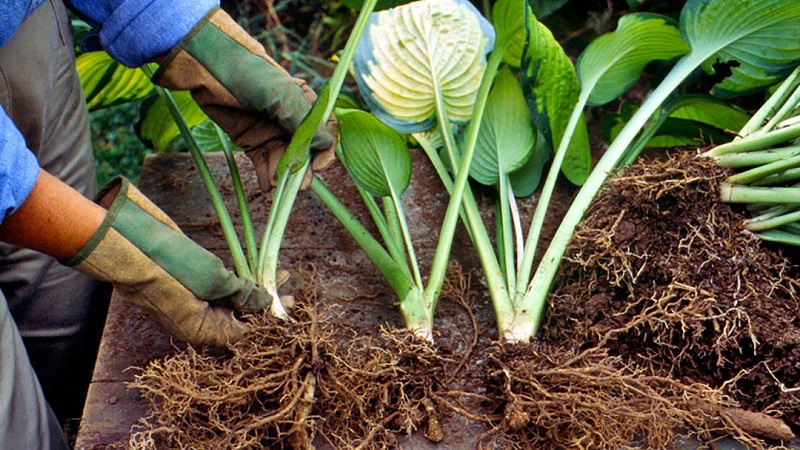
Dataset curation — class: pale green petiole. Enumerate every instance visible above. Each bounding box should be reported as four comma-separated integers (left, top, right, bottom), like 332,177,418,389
309,177,427,336
746,206,800,232
253,0,378,317
513,54,709,341
141,64,252,280
737,66,800,139
752,168,800,186
388,189,424,291
755,229,800,246
215,123,258,271
413,43,512,336
257,166,305,319
705,122,800,157
720,183,800,204
725,154,800,185
715,147,800,169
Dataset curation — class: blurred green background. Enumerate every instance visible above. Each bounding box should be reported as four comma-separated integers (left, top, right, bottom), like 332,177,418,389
88,0,684,186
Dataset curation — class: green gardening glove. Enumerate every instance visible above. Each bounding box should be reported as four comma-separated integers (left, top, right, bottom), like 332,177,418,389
62,177,269,347
151,7,337,192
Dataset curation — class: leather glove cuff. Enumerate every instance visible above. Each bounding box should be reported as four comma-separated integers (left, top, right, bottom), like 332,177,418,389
151,7,333,153
62,177,269,346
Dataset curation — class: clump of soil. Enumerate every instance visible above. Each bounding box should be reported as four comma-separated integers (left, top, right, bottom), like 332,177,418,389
545,149,800,437
128,150,800,449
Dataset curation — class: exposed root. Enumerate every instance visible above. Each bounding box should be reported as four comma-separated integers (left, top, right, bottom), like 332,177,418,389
478,344,741,450
539,150,799,446
128,267,454,449
127,151,800,448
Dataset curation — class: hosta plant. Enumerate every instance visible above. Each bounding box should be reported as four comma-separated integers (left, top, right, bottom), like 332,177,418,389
318,0,800,344
75,0,384,320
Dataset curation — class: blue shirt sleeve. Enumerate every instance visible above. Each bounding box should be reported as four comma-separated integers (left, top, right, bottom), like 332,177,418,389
0,107,41,223
0,1,45,48
69,0,219,67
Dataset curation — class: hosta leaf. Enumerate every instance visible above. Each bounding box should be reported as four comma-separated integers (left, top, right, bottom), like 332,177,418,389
509,135,550,197
337,109,412,197
681,0,800,98
136,91,207,151
191,120,238,153
643,119,731,147
277,83,332,177
353,0,495,133
602,96,749,149
577,13,689,106
668,95,749,131
470,67,536,186
76,51,154,111
522,10,591,185
492,0,527,68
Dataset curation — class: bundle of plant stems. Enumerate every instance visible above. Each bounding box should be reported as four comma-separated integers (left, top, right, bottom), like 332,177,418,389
705,66,800,246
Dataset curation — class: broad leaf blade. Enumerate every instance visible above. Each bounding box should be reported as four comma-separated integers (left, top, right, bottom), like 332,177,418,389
471,67,536,186
509,135,550,197
353,0,495,133
277,84,332,177
681,0,800,98
669,95,749,131
521,10,591,185
136,91,208,151
191,120,238,153
337,109,412,197
577,13,689,106
492,0,527,68
603,96,750,148
76,52,154,111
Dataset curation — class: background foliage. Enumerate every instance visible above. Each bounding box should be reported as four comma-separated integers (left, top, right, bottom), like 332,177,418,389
88,0,703,186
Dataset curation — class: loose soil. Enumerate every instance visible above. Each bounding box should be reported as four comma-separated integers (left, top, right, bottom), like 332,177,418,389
128,150,800,449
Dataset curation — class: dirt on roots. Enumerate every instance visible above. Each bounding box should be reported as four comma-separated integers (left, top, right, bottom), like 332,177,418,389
129,150,800,449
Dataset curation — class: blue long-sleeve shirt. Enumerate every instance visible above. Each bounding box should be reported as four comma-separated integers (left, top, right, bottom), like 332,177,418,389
0,0,216,221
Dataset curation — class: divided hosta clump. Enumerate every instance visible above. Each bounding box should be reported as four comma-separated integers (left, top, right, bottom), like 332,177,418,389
81,0,800,447
538,151,800,447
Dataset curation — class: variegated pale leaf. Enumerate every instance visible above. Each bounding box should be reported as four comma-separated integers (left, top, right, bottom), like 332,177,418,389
353,0,495,133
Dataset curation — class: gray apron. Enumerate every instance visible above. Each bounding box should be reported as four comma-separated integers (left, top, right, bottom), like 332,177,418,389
0,0,112,445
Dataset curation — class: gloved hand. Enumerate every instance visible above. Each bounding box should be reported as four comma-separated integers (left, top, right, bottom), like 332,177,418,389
151,7,337,192
62,177,270,347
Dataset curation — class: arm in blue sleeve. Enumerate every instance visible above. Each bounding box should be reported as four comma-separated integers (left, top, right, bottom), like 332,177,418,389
0,108,41,223
68,0,218,67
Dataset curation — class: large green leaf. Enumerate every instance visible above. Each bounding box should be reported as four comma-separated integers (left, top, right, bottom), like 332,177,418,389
277,83,333,178
492,0,527,68
509,135,550,197
76,51,154,112
521,9,591,185
681,0,800,98
337,109,412,197
470,67,536,187
136,91,208,151
577,13,689,106
602,96,749,149
191,120,238,153
353,0,495,133
668,95,750,130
